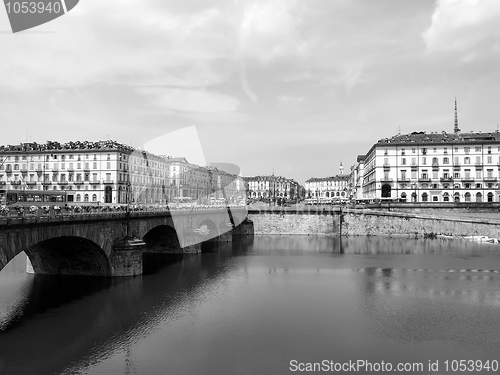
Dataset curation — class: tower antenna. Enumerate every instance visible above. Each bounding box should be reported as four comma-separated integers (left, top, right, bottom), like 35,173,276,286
454,97,460,133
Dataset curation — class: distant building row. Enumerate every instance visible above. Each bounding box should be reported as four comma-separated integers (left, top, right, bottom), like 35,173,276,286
0,140,244,204
243,175,303,201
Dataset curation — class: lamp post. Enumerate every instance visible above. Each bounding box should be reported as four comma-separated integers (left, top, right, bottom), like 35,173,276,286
126,181,131,238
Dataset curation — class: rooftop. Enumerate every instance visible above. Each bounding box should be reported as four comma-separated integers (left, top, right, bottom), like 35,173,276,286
305,175,349,183
375,130,500,146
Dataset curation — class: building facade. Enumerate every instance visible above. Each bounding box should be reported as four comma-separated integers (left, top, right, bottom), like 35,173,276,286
361,131,500,203
0,140,243,204
244,175,301,201
304,163,350,203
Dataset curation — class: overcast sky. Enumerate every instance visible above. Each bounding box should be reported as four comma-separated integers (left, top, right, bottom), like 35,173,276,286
1,0,500,183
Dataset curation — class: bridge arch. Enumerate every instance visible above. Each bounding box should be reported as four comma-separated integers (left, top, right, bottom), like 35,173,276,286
143,225,182,253
25,236,111,276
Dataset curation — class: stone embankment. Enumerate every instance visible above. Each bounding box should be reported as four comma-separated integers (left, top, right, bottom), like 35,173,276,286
248,209,500,239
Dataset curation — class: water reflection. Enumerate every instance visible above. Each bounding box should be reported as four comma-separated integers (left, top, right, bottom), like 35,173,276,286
0,235,499,375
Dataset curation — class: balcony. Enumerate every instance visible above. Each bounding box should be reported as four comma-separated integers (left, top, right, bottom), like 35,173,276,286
484,177,498,182
418,177,431,182
74,181,84,185
42,181,52,186
383,163,390,169
58,181,69,185
397,178,410,182
461,177,475,182
26,181,38,185
103,180,114,184
440,177,453,182
0,181,6,185
89,180,100,185
11,180,22,186
432,162,439,167
20,168,28,173
380,178,393,182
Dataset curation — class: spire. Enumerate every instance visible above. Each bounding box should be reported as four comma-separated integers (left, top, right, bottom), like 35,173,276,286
339,161,344,175
454,97,460,134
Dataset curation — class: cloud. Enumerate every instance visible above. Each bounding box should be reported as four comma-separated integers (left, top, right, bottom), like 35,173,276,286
238,0,305,62
137,87,240,113
277,95,303,104
423,0,500,53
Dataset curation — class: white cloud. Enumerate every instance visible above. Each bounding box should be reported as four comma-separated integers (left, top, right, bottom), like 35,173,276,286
238,0,304,62
277,95,303,104
137,87,240,113
423,0,500,53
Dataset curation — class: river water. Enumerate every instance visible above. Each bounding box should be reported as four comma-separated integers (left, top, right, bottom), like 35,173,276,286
1,236,500,375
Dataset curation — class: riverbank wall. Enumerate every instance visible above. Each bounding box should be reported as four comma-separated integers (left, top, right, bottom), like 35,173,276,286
248,209,500,238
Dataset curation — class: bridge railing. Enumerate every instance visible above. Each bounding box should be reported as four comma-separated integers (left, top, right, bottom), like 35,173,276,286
0,203,247,222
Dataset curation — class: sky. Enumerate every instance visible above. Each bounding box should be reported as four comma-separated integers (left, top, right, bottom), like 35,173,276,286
1,0,500,184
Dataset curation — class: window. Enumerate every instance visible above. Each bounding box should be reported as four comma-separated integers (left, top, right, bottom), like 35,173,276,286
401,158,406,165
411,170,417,179
476,156,481,165
92,194,97,202
422,157,427,165
422,193,428,202
476,183,482,189
488,147,491,154
487,156,492,163
432,171,438,179
422,148,427,155
401,149,405,155
443,193,450,202
443,157,449,164
476,170,481,179
411,157,417,166
107,162,111,169
454,172,460,179
401,170,407,179
84,194,89,202
444,147,448,154
412,148,416,154
465,147,470,154
432,196,438,201
487,169,493,177
475,147,481,152
464,157,470,164
465,192,471,202
76,194,81,202
384,149,388,155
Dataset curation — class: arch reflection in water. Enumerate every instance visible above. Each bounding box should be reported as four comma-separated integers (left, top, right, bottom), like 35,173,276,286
0,238,253,375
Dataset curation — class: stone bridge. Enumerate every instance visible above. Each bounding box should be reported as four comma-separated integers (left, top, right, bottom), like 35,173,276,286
0,208,253,277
